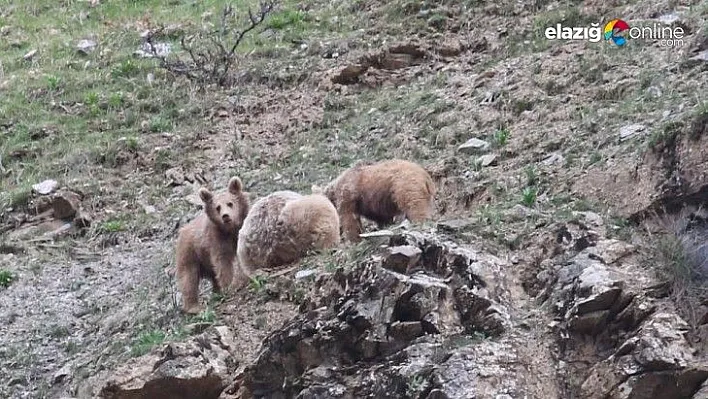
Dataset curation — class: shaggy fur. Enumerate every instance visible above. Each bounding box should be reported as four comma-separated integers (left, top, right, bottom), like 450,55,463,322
322,159,436,242
236,190,340,277
174,177,249,314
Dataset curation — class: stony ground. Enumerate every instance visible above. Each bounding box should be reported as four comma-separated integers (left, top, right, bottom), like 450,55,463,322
0,0,707,398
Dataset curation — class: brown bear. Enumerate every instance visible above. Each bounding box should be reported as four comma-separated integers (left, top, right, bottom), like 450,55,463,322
174,176,249,314
236,188,340,278
320,159,436,242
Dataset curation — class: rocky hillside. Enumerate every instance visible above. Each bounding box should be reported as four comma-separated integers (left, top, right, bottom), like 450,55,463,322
0,0,707,398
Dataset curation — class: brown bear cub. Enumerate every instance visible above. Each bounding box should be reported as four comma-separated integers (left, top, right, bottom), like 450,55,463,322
322,159,436,242
174,176,249,314
236,188,340,278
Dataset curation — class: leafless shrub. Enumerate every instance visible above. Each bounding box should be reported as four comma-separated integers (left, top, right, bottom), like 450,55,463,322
144,1,276,87
647,205,708,328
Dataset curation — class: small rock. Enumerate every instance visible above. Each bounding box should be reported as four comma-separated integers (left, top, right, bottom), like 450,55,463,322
32,179,59,195
478,154,497,167
23,49,37,60
657,13,680,25
383,245,422,274
53,364,71,385
426,389,450,399
542,152,564,166
619,124,646,141
436,39,466,57
76,39,97,55
574,211,603,227
437,219,474,233
52,190,81,220
503,204,537,222
359,230,395,238
214,326,236,350
690,50,708,63
134,42,171,58
458,138,490,154
295,269,317,280
143,205,157,214
46,223,73,237
165,167,186,186
388,321,424,341
331,64,369,85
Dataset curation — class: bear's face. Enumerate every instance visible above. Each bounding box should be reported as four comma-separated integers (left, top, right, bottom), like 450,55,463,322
199,177,248,234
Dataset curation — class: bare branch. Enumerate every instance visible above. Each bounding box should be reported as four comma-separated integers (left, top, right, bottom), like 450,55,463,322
146,0,277,88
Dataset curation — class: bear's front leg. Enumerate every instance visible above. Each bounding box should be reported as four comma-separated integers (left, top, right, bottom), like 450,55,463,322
338,200,363,243
211,251,235,295
177,263,202,315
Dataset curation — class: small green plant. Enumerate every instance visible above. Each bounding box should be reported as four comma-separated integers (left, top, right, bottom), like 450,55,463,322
267,9,308,30
249,275,268,292
492,128,510,147
111,59,139,78
406,374,427,397
588,151,602,166
84,91,100,106
0,269,15,288
100,220,124,233
46,75,61,90
524,165,538,186
123,136,139,152
647,121,682,150
477,204,501,226
471,157,483,171
149,116,171,133
324,261,339,272
209,292,225,305
108,92,124,108
131,330,166,357
153,148,173,172
521,187,537,207
192,307,217,323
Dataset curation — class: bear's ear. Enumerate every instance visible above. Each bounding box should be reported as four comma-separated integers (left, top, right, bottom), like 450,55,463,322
311,184,323,195
199,188,214,203
228,177,243,194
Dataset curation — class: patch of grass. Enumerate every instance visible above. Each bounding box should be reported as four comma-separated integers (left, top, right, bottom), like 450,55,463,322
406,374,428,397
491,127,510,148
689,102,707,141
100,220,125,233
651,211,708,328
192,307,217,324
647,121,683,150
130,330,167,357
267,9,309,30
588,151,603,167
249,275,268,292
521,187,537,207
0,269,16,288
477,204,502,226
524,165,538,187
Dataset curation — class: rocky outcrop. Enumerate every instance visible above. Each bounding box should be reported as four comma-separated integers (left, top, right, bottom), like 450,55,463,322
87,327,238,399
545,235,708,398
228,231,523,398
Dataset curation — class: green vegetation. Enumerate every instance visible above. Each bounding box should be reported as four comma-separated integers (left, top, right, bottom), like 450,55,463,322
0,269,15,288
130,329,167,357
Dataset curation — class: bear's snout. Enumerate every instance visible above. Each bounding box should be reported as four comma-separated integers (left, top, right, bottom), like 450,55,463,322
222,214,232,223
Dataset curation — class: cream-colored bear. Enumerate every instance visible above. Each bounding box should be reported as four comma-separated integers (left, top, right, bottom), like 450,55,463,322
236,188,340,280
